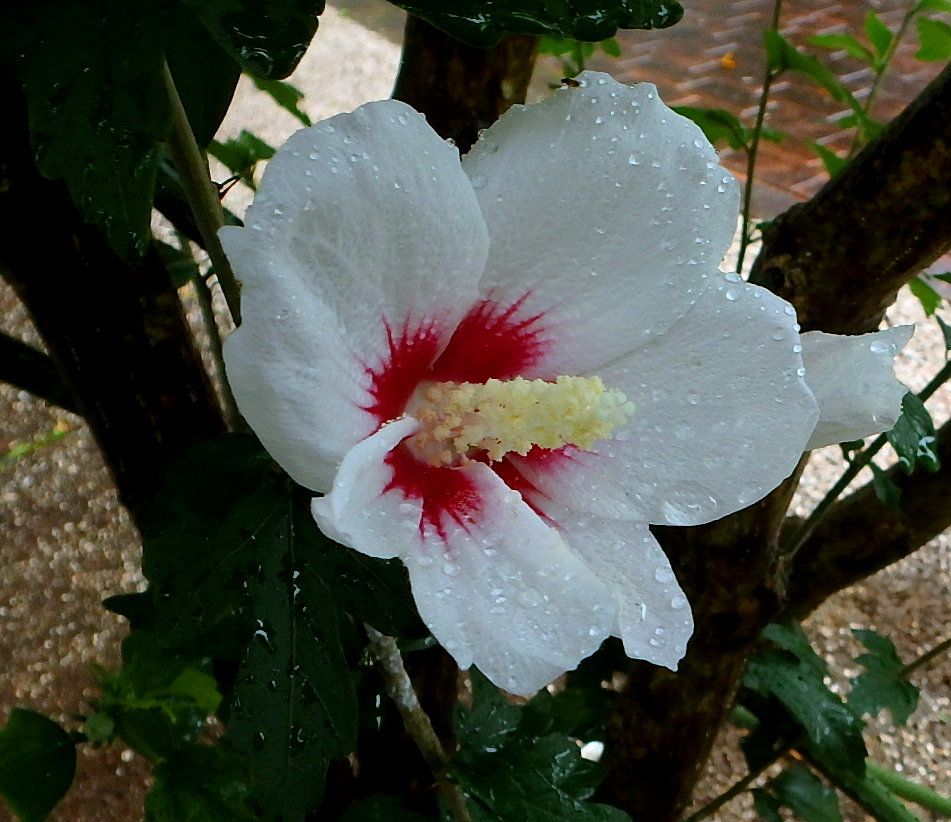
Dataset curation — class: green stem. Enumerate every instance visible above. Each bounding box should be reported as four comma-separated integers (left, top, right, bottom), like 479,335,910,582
867,761,951,816
161,62,242,325
736,0,784,275
785,355,951,556
900,635,951,677
849,1,918,157
365,626,471,822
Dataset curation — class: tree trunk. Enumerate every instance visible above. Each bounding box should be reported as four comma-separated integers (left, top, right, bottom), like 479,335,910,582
392,15,538,152
0,72,225,522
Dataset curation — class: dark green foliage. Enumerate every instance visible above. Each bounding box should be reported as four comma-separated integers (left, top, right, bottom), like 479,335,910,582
339,794,432,820
183,0,326,79
742,622,867,778
209,131,276,191
848,630,919,725
144,743,256,822
769,766,843,822
0,709,76,822
252,77,313,126
0,0,170,260
887,393,940,474
908,277,942,316
870,463,903,513
388,1,682,47
451,671,628,821
916,17,951,60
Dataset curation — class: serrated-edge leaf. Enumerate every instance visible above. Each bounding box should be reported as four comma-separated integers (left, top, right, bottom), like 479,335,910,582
908,276,942,316
848,629,919,725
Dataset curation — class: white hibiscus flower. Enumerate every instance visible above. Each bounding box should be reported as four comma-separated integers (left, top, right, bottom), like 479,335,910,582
221,72,911,696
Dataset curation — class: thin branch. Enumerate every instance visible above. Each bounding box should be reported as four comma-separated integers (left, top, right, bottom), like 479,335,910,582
365,626,471,822
0,332,77,414
784,355,951,557
900,635,951,678
736,0,784,274
173,233,243,431
161,62,242,325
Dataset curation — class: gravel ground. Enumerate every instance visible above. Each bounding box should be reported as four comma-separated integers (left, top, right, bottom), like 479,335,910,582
1,6,947,820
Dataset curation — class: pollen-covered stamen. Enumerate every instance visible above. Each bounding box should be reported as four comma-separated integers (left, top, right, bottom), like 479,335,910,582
406,375,635,466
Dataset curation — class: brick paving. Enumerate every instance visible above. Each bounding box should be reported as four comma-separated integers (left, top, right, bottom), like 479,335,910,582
589,0,946,215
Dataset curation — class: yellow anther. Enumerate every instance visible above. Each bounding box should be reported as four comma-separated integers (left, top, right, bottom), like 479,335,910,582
406,375,635,466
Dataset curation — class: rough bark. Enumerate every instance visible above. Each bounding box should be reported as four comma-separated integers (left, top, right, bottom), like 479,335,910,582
0,72,225,520
604,57,951,821
750,61,951,334
783,418,951,620
392,15,538,152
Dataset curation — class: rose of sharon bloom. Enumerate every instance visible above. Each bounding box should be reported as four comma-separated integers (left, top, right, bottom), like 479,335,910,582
221,72,911,696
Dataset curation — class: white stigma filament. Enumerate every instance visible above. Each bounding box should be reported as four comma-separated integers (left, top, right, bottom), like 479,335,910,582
407,375,635,466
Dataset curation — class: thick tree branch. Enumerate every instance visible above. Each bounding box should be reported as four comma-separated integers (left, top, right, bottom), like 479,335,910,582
392,15,538,152
783,417,951,619
750,61,951,334
0,71,225,520
0,332,77,414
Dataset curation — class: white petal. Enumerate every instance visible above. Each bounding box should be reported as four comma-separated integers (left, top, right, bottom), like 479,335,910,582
403,463,616,696
554,513,693,670
802,326,913,449
222,99,489,491
510,274,819,525
311,416,421,560
462,71,739,376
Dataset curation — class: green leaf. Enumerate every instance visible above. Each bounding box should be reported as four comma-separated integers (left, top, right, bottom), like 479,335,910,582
600,37,623,57
752,788,784,822
0,709,76,822
252,76,313,126
145,743,255,822
389,1,683,48
743,623,867,778
339,794,431,820
908,276,942,316
166,8,242,146
865,12,895,63
810,142,848,178
770,765,843,822
155,241,202,289
848,630,919,725
764,32,876,140
937,314,951,352
224,508,357,819
454,734,628,821
0,0,170,260
454,669,522,752
870,463,903,513
808,33,875,63
208,131,276,190
916,0,951,11
182,0,326,79
452,671,626,820
673,106,752,150
916,17,951,60
82,713,115,747
887,393,940,474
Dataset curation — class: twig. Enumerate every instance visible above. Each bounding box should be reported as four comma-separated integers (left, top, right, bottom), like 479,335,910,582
736,0,784,275
161,62,242,325
784,356,951,556
900,635,951,678
365,626,471,822
173,233,243,431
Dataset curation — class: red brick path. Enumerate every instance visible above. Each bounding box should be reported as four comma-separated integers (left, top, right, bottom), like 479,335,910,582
590,0,945,215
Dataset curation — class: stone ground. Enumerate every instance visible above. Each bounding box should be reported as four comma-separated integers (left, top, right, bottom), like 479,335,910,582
1,1,948,820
